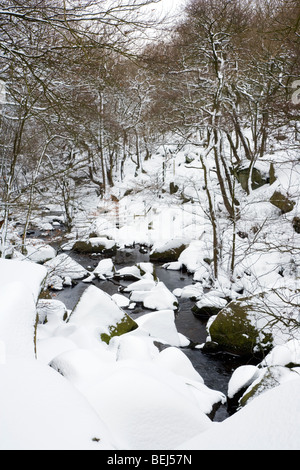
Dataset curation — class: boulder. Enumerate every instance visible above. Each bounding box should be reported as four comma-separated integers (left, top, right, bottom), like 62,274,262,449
236,166,269,193
44,254,88,290
192,294,228,319
292,216,300,234
22,239,56,264
150,239,188,263
72,237,117,255
203,296,274,358
93,258,115,279
269,191,296,214
68,285,138,345
239,365,299,409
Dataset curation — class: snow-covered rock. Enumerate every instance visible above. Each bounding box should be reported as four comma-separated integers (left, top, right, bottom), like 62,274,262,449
142,282,178,311
93,258,115,279
45,254,88,290
0,260,47,362
179,378,300,450
22,239,56,263
68,285,138,345
51,355,213,450
0,258,47,303
136,310,183,347
0,359,115,450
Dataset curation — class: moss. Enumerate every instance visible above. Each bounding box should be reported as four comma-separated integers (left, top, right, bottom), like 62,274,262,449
208,299,274,358
100,314,138,345
239,367,281,408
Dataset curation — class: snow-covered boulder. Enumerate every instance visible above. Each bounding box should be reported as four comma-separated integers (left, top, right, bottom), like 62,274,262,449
179,378,300,450
22,239,56,263
72,237,117,254
124,279,157,293
150,239,188,262
0,259,47,362
44,254,88,290
238,365,300,409
178,240,213,274
51,356,213,450
261,339,300,368
203,289,300,358
135,310,184,347
0,359,115,450
0,258,47,303
115,262,157,281
227,339,300,411
192,293,228,318
93,258,115,279
142,282,179,311
68,285,138,345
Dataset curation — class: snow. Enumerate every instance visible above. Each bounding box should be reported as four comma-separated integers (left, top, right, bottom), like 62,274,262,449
1,134,300,450
93,258,115,279
0,359,116,450
22,239,57,263
194,293,228,311
261,339,300,367
0,258,47,302
135,310,184,347
44,254,88,290
124,278,157,292
0,260,47,361
142,282,178,311
50,356,212,450
179,378,300,450
227,365,261,399
67,285,132,347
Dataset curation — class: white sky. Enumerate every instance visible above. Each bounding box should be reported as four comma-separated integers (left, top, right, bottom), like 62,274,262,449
156,0,186,14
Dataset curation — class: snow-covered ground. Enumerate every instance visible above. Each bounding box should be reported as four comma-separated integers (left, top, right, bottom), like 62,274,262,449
0,134,300,450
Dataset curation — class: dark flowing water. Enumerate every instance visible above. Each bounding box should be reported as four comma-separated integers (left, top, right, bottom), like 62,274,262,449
51,246,246,422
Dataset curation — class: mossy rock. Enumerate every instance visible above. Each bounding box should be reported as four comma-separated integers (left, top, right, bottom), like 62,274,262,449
239,366,289,408
72,239,116,255
100,314,138,345
236,166,269,193
206,298,274,358
150,243,188,263
269,191,296,214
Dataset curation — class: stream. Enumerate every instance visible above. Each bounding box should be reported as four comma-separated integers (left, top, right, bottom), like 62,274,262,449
49,244,246,422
